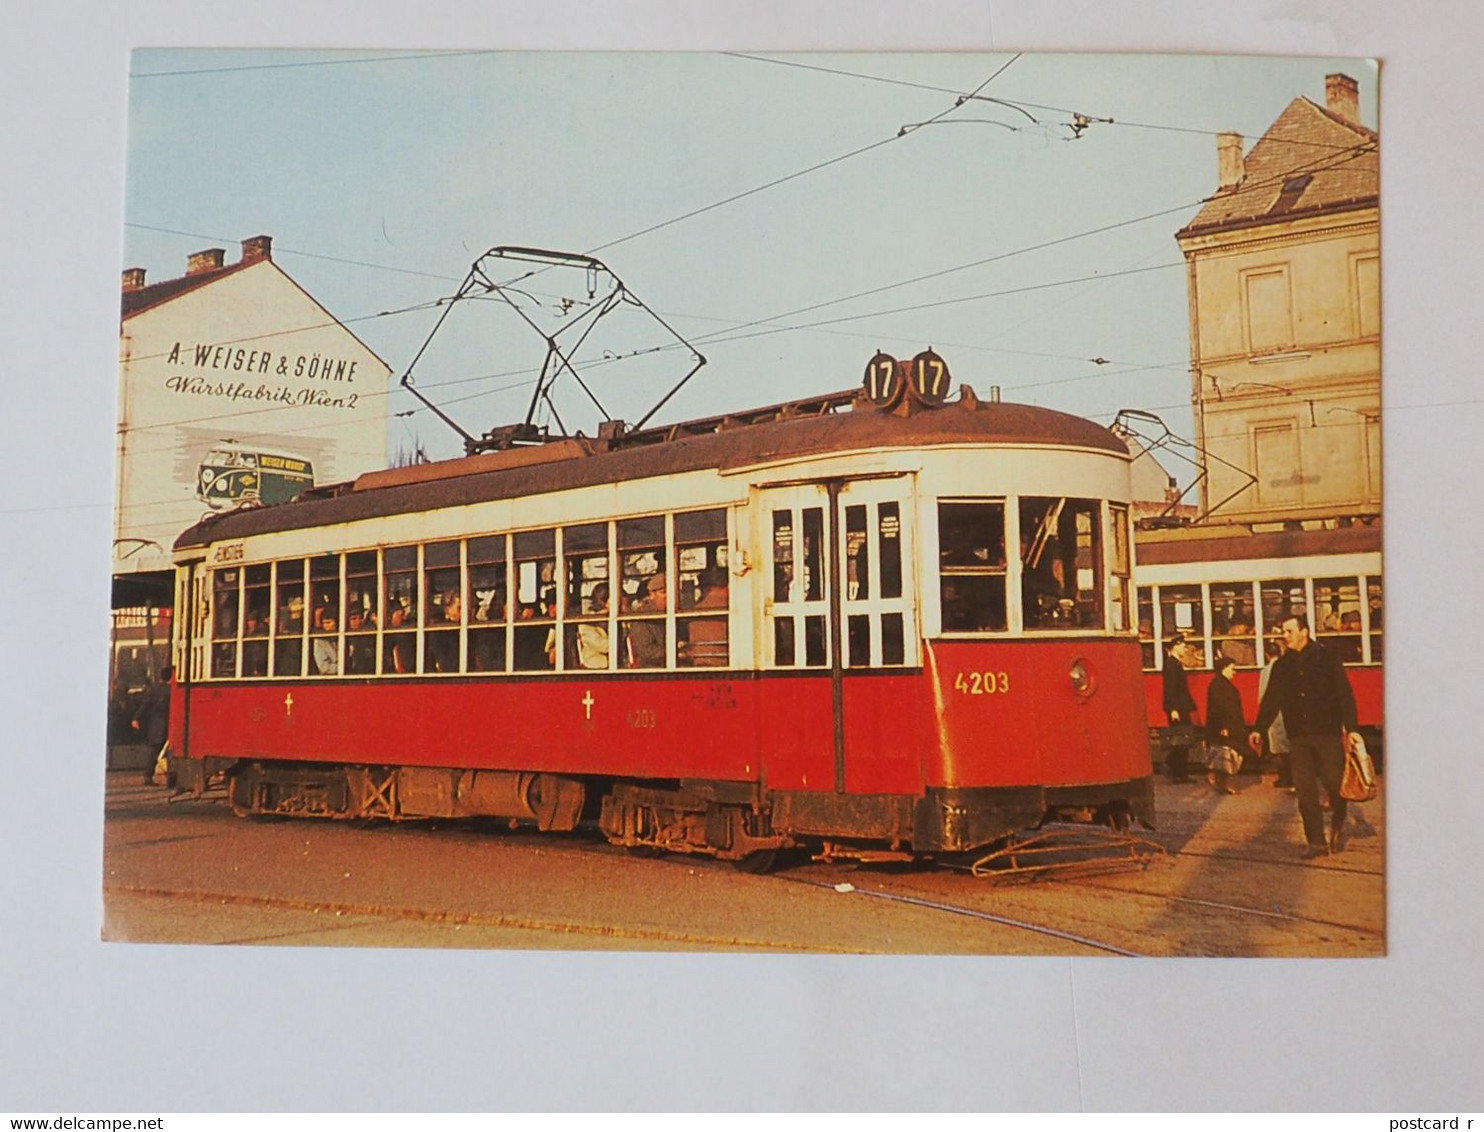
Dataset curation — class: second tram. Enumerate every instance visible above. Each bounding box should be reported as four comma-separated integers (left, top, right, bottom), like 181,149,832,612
1135,521,1383,760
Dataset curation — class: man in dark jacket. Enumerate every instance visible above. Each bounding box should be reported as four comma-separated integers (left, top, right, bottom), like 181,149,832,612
1249,615,1358,858
1161,634,1198,783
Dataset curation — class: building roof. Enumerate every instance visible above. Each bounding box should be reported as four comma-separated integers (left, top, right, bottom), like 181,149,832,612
174,396,1128,551
1177,96,1378,238
121,260,256,320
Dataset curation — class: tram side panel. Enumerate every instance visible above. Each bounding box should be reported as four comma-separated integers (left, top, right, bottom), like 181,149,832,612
175,677,766,782
923,639,1149,790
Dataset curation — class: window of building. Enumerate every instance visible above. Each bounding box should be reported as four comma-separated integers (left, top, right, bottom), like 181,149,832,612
937,500,1007,633
1254,423,1301,509
1021,497,1104,630
675,508,728,668
1243,266,1294,353
1354,254,1380,339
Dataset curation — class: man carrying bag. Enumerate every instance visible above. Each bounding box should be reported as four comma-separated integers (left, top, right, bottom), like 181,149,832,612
1249,615,1360,859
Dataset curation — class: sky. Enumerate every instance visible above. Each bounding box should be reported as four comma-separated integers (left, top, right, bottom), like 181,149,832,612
121,50,1378,467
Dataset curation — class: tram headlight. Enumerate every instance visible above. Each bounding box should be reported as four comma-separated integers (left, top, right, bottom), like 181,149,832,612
1068,658,1097,698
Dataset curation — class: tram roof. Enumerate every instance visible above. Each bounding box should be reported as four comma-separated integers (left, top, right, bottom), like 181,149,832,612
175,395,1126,551
1135,521,1381,565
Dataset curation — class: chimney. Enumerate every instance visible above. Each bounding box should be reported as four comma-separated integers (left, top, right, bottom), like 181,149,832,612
1325,73,1359,123
241,234,273,264
186,248,226,275
121,267,146,292
1217,131,1245,190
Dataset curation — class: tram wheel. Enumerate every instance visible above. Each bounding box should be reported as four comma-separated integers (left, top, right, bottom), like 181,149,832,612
732,848,781,874
626,845,664,859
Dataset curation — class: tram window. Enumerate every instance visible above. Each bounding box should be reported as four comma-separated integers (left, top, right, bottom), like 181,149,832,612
1021,498,1104,631
615,515,666,669
212,569,239,640
1158,584,1205,668
383,546,418,676
879,501,903,600
847,614,870,669
799,509,823,602
937,501,1007,633
1109,505,1131,632
1137,587,1156,670
942,576,1007,633
513,530,557,672
1367,577,1383,663
211,569,238,679
308,554,341,677
677,516,728,668
562,523,611,672
678,616,728,668
882,613,905,666
273,559,306,678
1211,581,1258,667
242,564,270,677
774,618,796,668
1259,578,1305,662
467,535,507,674
423,540,462,675
343,551,377,676
804,615,827,667
243,565,270,637
845,506,870,601
772,511,795,602
1315,576,1364,664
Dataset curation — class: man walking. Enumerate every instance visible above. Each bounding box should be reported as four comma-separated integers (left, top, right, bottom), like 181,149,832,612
1161,633,1198,783
1249,615,1359,859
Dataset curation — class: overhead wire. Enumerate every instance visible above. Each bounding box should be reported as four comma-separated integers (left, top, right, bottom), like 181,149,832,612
723,53,1372,151
128,50,499,80
115,137,1370,443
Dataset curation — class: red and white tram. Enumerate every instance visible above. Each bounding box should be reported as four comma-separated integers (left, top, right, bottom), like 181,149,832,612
1134,522,1383,758
166,382,1153,865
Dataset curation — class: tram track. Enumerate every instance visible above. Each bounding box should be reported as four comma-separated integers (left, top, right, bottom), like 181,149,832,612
103,880,873,953
778,875,1148,956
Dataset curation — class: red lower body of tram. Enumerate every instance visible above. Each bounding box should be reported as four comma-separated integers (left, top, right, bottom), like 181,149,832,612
170,637,1151,862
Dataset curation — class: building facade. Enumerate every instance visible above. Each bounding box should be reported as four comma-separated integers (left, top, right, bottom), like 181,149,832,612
1175,73,1379,526
110,235,391,759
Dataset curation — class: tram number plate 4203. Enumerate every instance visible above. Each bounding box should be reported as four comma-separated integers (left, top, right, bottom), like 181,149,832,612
953,671,1010,695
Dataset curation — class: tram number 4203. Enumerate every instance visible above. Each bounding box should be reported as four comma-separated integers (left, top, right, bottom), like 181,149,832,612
953,670,1010,695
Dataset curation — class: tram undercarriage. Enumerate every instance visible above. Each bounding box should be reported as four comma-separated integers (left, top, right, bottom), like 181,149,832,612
174,756,1154,868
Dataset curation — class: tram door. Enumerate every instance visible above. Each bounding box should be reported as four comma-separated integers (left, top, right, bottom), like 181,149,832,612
761,485,833,672
758,479,919,794
837,477,921,795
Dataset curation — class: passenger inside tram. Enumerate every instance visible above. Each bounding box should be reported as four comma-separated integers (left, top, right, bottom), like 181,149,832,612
622,575,667,667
